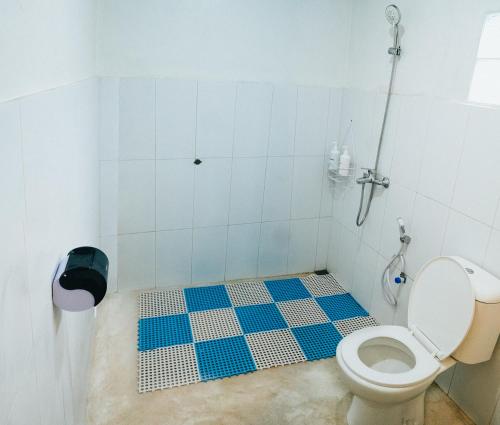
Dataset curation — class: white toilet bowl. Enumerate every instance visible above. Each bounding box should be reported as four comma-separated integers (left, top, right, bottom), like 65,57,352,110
336,326,453,425
336,256,500,425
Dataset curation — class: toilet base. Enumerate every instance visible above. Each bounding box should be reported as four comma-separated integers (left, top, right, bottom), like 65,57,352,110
347,392,424,425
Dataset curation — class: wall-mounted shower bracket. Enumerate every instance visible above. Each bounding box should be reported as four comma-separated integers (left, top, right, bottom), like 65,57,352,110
388,46,401,56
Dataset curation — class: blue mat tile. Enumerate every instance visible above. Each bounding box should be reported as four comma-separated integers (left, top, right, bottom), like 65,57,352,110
292,323,342,360
138,314,193,351
264,278,311,302
316,293,368,321
235,303,288,333
195,336,256,381
184,285,232,312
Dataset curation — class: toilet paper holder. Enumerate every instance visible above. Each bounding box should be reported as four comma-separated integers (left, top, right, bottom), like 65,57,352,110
52,246,109,312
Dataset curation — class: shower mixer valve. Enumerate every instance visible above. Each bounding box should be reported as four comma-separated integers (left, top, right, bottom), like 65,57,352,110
356,168,390,188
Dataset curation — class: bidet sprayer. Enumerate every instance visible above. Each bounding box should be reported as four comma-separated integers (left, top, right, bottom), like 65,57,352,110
397,217,411,244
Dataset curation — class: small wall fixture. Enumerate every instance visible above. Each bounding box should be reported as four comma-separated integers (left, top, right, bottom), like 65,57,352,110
52,246,109,312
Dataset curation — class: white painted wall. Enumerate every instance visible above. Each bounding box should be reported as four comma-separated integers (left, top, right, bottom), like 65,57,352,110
0,79,100,425
96,0,352,87
0,2,99,424
0,0,97,102
327,1,500,424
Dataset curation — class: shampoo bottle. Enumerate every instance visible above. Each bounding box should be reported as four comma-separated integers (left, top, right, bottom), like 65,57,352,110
338,145,351,176
328,142,340,172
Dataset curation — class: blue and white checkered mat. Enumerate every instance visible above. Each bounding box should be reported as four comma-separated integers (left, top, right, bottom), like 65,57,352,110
137,274,377,393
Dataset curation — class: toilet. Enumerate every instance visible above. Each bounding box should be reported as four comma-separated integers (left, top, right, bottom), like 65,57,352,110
336,256,500,425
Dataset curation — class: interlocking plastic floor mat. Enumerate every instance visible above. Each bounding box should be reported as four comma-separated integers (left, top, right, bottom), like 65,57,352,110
137,274,377,393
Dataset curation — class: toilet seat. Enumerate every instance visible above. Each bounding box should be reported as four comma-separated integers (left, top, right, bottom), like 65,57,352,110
338,326,440,388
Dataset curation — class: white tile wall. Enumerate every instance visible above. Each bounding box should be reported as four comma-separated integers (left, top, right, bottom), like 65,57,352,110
100,235,118,293
452,107,500,226
288,218,319,274
369,254,396,325
390,96,431,192
294,86,330,156
192,226,228,284
417,100,469,206
99,77,119,160
442,210,491,265
351,242,378,311
291,156,324,219
233,82,273,157
338,3,500,421
379,183,416,259
156,229,192,287
156,79,197,159
119,78,155,160
494,200,500,230
118,160,155,233
156,159,194,230
100,160,118,236
105,78,338,290
196,81,236,158
1,79,99,425
328,87,500,425
406,194,449,278
315,218,332,270
118,232,156,290
258,221,290,277
268,85,297,157
229,157,266,225
193,158,232,227
226,223,261,280
262,156,294,222
484,229,500,278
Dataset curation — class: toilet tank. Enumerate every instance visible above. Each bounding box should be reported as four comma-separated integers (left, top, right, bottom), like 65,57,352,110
451,257,500,364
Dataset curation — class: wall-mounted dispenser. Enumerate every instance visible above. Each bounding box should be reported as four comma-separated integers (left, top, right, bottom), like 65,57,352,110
52,246,109,312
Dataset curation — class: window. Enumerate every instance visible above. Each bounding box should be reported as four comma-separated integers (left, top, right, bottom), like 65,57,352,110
468,13,500,105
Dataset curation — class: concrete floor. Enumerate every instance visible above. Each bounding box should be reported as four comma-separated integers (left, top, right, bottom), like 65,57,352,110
87,289,475,425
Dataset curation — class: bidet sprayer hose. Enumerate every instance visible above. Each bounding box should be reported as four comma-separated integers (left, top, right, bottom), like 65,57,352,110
381,218,411,306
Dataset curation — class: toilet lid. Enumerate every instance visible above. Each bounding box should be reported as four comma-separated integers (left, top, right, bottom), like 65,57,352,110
408,257,475,360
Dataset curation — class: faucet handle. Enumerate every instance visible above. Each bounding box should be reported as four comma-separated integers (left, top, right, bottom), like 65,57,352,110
360,168,374,176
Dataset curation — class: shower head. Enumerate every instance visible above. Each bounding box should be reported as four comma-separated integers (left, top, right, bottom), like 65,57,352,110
385,4,401,26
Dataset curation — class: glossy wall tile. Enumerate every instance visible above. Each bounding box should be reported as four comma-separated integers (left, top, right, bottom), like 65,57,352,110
101,78,340,291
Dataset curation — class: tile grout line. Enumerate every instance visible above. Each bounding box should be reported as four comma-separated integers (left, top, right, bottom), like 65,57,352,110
256,84,275,277
190,81,199,285
314,88,334,270
223,82,239,281
286,86,300,274
154,79,158,288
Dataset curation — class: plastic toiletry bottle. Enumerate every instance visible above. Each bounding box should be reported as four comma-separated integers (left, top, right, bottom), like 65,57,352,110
328,142,340,172
338,145,351,176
